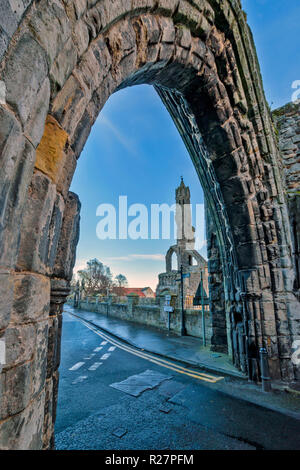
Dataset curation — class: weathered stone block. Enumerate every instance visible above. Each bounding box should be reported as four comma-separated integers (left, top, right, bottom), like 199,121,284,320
174,1,202,31
51,73,90,136
0,361,32,420
70,108,93,156
54,192,81,280
91,34,112,76
24,78,50,149
95,0,131,32
221,176,249,206
28,0,71,66
0,116,36,267
73,0,87,19
159,17,175,43
5,323,36,367
239,269,260,294
0,0,30,38
16,171,57,274
11,273,50,324
77,47,105,94
31,320,48,399
50,37,78,91
105,18,137,83
0,106,22,197
56,148,77,199
0,389,45,449
236,241,263,269
46,316,58,379
131,0,153,11
72,18,90,57
270,267,284,293
227,200,255,228
35,115,68,184
232,223,258,245
155,0,179,16
42,377,54,449
43,192,65,271
2,33,48,125
0,269,13,331
0,24,9,62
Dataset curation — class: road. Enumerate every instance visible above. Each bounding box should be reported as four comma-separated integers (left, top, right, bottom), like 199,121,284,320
55,311,300,450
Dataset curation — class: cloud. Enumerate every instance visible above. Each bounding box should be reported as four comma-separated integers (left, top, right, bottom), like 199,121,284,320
97,115,138,156
105,253,165,262
72,258,90,279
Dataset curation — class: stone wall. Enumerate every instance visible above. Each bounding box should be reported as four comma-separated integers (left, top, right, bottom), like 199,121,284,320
273,102,300,194
273,102,300,304
75,299,212,343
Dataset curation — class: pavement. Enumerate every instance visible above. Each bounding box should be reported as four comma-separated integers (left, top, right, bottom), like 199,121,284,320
55,311,300,450
64,304,300,421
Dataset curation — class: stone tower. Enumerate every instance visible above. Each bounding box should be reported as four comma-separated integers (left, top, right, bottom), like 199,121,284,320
175,177,196,266
156,178,208,298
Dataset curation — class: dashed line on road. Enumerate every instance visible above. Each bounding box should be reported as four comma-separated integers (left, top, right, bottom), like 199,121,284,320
108,346,116,352
88,362,103,371
72,375,88,384
93,346,103,352
69,362,85,371
101,341,108,345
65,312,224,384
84,353,95,360
100,353,111,360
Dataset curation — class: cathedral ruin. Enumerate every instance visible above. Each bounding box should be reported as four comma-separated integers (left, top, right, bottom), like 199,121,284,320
156,178,208,299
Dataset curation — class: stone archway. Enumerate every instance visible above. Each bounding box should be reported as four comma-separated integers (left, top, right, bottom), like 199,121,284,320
0,0,299,449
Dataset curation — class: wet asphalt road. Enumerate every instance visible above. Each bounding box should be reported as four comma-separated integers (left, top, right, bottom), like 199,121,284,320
55,311,300,450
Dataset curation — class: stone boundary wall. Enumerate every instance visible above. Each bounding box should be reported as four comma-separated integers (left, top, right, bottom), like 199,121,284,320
72,300,212,343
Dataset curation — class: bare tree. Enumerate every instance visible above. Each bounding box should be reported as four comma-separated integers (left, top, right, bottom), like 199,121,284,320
113,273,128,296
78,258,113,296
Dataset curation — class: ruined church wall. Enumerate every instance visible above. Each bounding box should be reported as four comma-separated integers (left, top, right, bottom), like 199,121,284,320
273,102,300,304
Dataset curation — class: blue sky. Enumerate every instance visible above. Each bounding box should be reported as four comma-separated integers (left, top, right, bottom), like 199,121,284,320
242,0,300,109
71,1,300,289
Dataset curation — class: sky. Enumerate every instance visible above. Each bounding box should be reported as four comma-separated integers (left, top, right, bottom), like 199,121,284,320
71,1,300,290
242,0,300,109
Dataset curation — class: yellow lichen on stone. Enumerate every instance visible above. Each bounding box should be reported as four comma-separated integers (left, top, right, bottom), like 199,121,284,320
34,115,69,183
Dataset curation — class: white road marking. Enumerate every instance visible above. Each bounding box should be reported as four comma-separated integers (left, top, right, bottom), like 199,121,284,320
84,353,95,360
88,362,103,371
66,312,224,384
108,346,116,352
100,353,111,360
93,346,103,352
101,341,108,345
69,362,85,371
72,375,87,384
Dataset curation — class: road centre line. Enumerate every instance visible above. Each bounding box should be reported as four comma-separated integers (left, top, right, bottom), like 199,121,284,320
88,362,103,371
66,312,224,384
84,321,222,381
100,353,111,360
69,362,85,371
